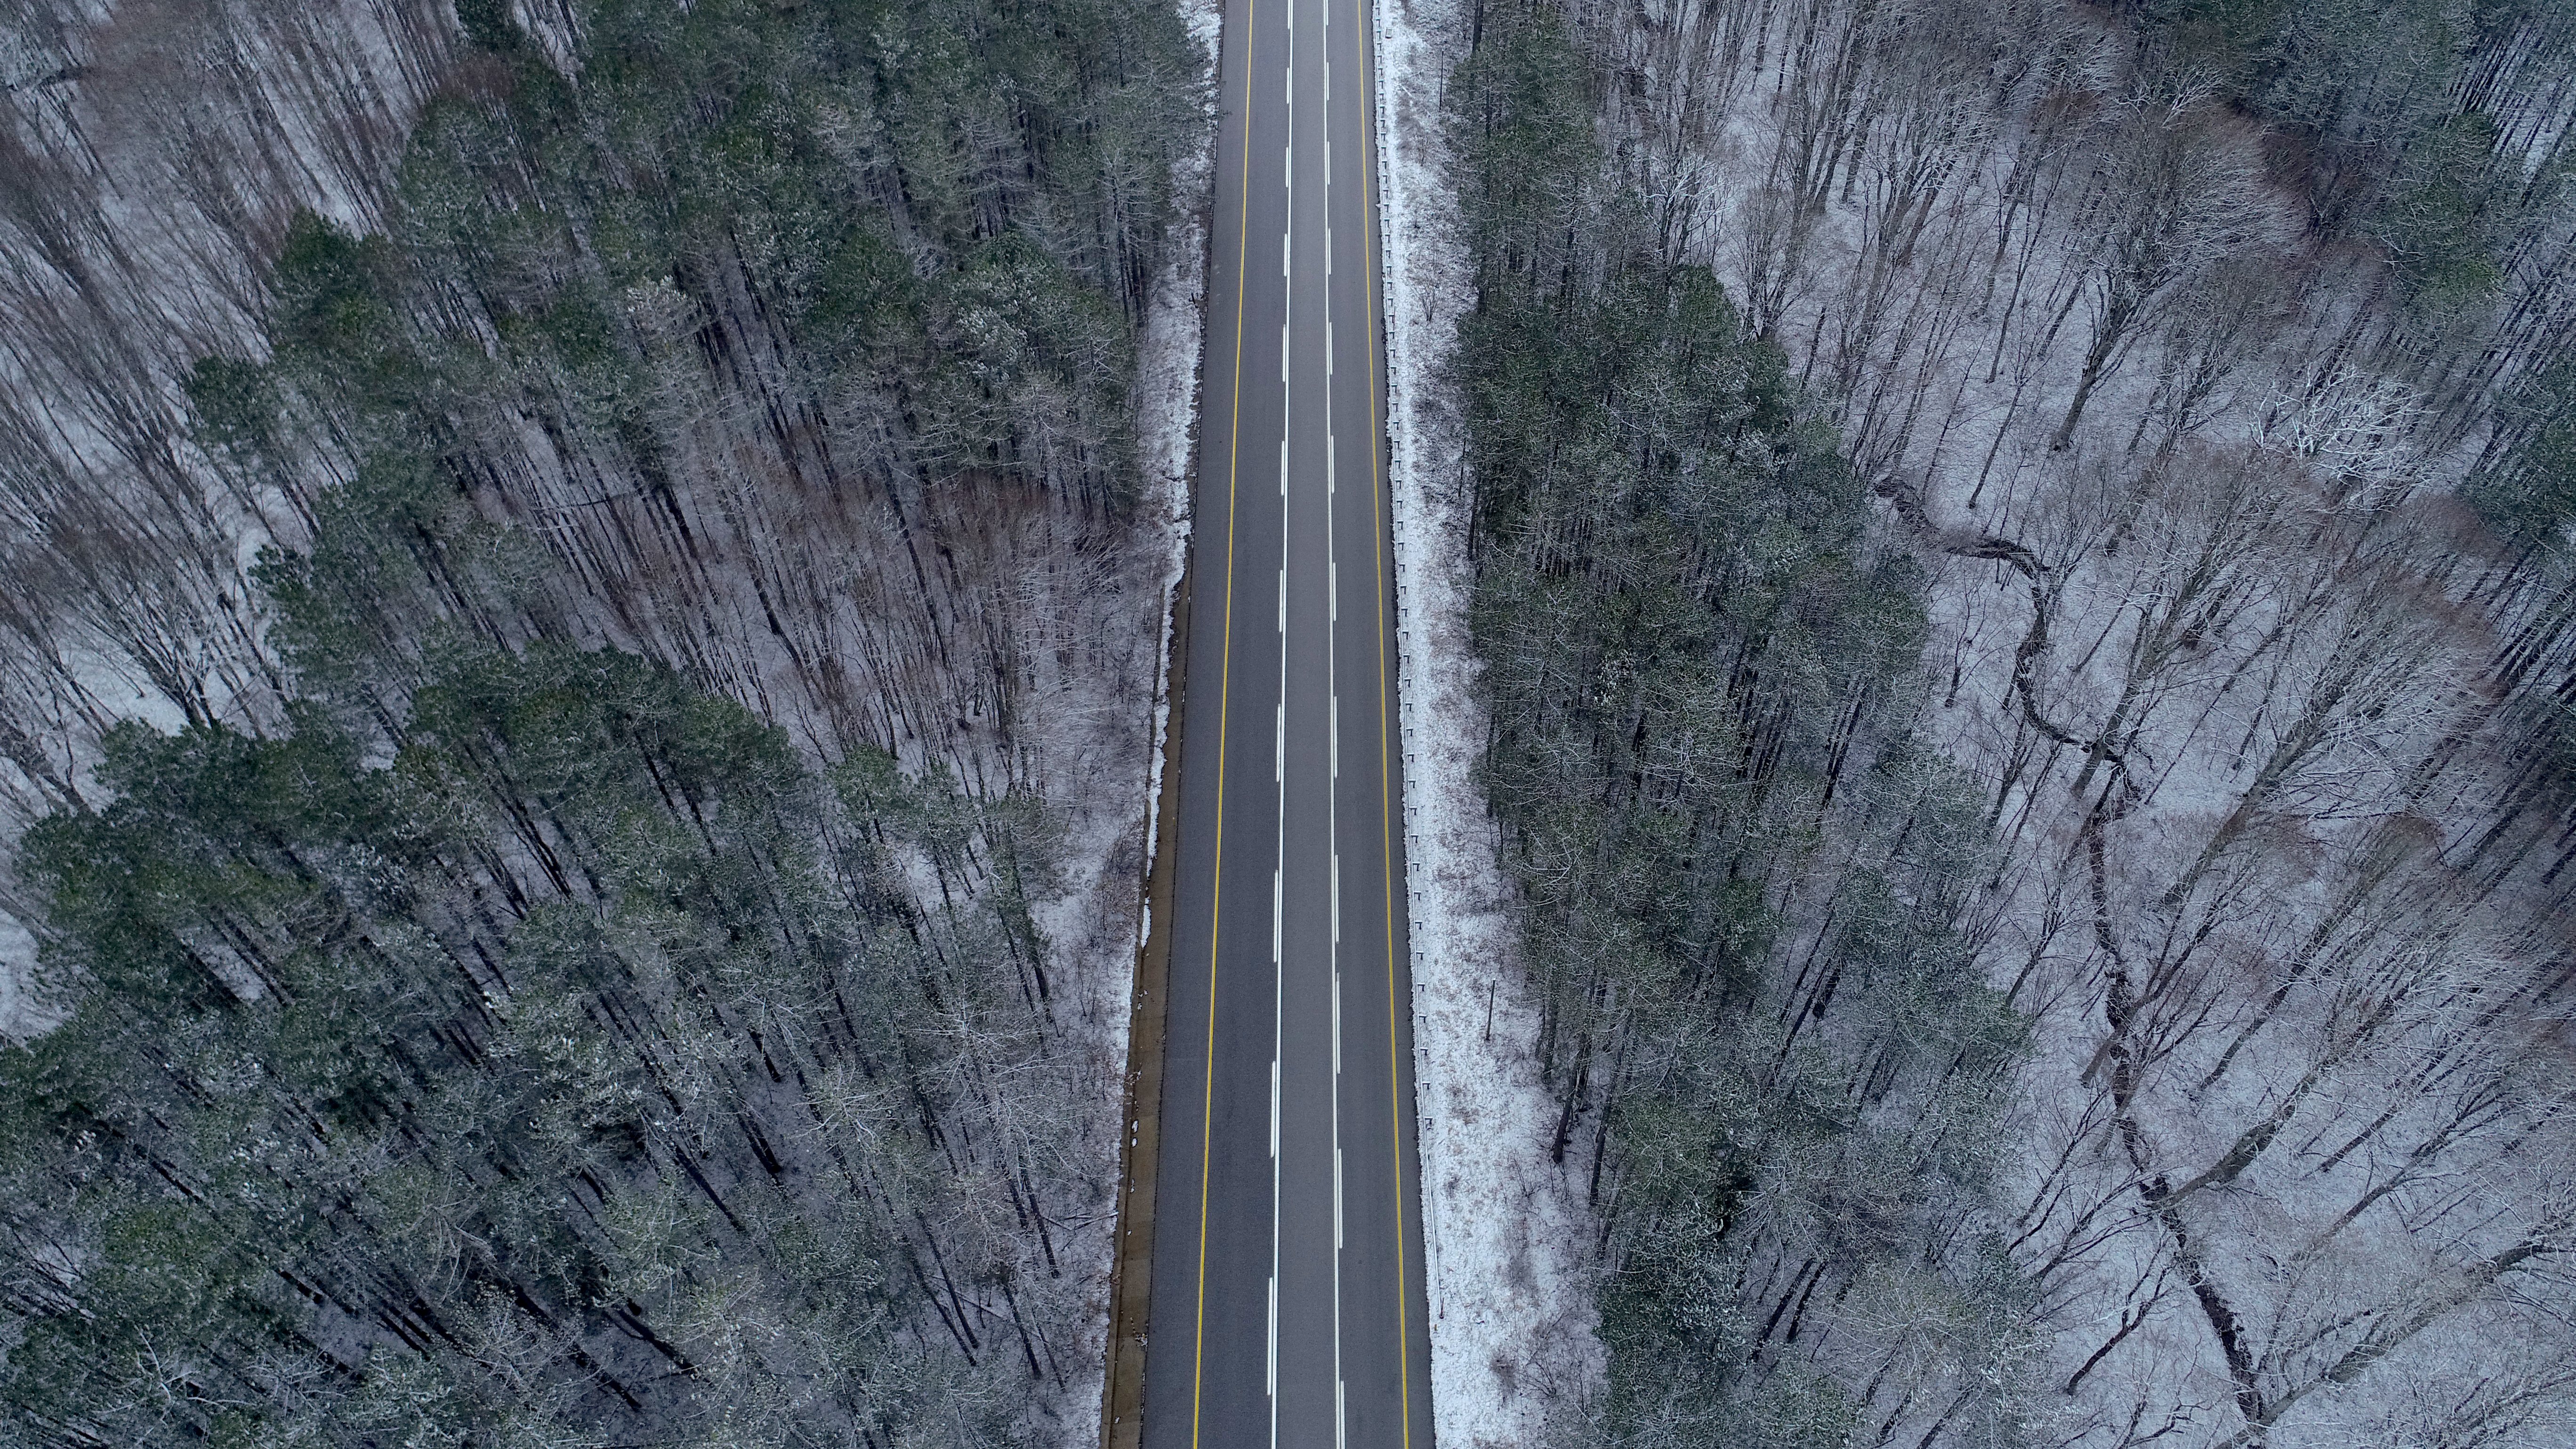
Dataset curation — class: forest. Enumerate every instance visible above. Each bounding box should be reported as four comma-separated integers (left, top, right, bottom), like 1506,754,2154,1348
0,0,1201,1443
1435,0,2576,1442
8,0,2576,1441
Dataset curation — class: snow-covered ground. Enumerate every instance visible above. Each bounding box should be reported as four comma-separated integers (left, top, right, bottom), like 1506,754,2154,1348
1370,0,1607,1441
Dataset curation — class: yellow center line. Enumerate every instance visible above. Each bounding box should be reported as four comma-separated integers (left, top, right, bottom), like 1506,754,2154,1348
1191,0,1261,1441
1353,0,1417,1443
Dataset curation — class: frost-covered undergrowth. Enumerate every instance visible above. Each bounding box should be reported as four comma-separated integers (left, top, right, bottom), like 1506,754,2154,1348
1373,0,1607,1441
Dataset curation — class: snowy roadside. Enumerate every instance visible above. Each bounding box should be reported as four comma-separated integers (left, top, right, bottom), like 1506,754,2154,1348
1047,0,1221,1438
1117,0,1223,988
1369,0,1606,1441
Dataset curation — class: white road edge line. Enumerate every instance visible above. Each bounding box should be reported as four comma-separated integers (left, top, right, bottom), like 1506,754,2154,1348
1272,65,1292,1449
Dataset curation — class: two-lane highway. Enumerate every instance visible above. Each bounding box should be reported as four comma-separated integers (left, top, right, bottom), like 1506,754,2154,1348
1139,0,1433,1440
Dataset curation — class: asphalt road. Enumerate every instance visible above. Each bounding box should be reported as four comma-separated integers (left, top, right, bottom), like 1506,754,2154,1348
1138,0,1433,1441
